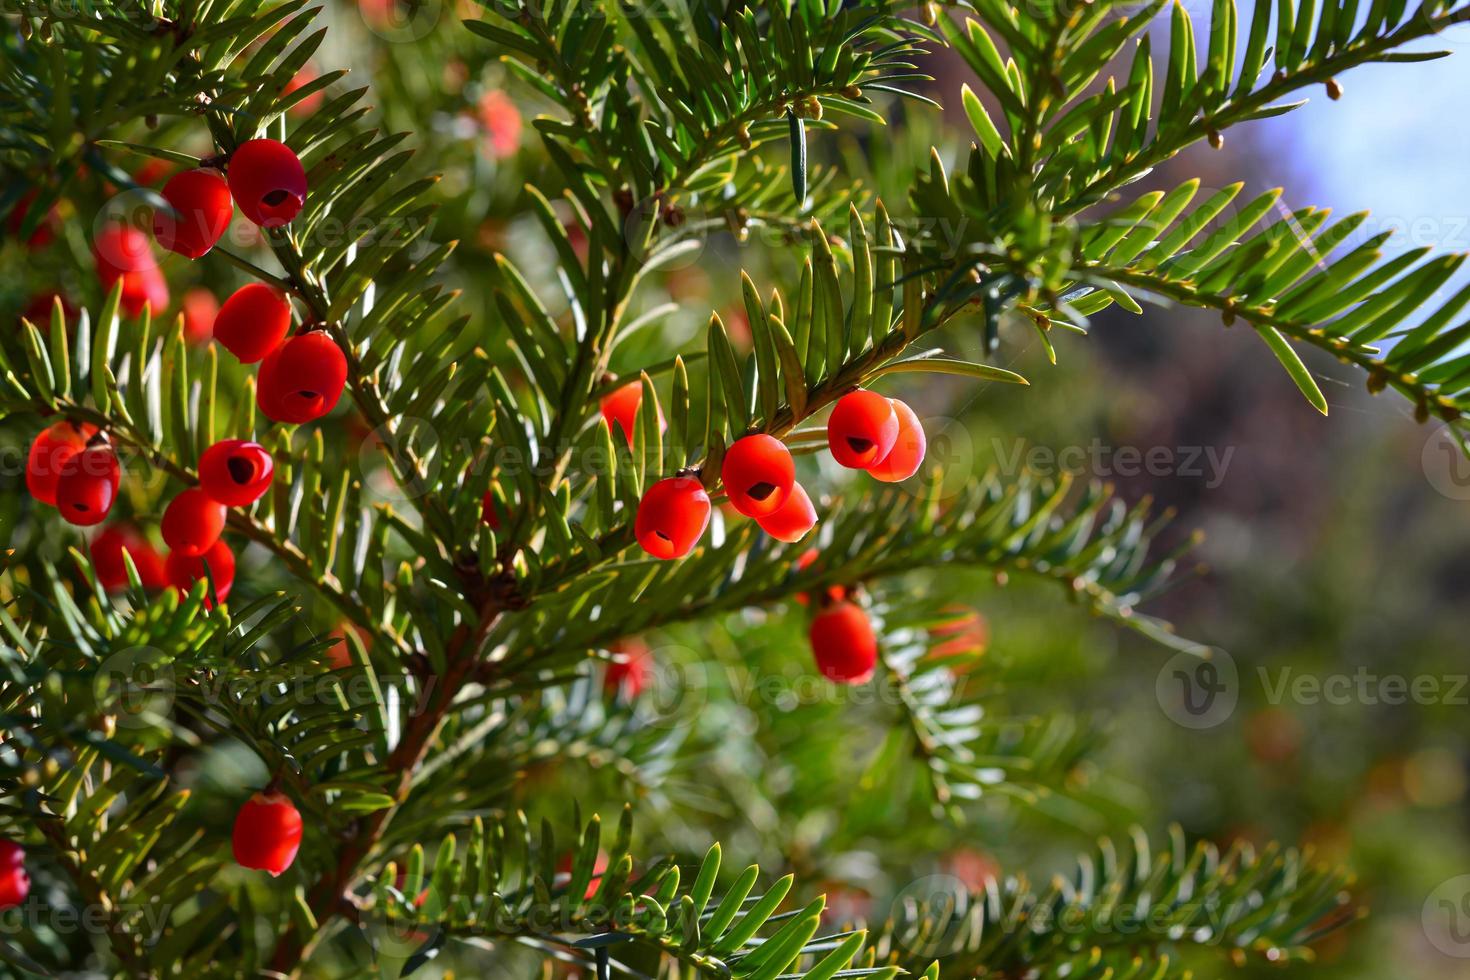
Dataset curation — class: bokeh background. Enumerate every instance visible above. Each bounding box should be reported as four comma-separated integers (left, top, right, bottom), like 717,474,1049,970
4,1,1470,976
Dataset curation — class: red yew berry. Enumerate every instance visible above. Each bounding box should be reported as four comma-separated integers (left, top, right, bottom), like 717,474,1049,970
0,840,29,910
94,224,169,317
232,791,303,876
199,440,275,506
227,139,307,227
91,526,168,592
600,381,663,447
162,488,227,556
26,420,96,505
476,90,523,159
283,64,325,116
152,168,233,258
827,390,898,469
556,850,609,901
868,398,926,483
755,481,817,543
605,638,652,698
166,537,236,605
182,288,219,344
257,331,348,424
480,489,502,530
213,283,291,364
635,476,711,559
55,446,121,527
809,601,878,685
721,434,795,517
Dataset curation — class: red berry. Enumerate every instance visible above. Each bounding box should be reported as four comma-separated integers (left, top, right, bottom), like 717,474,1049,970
755,481,817,543
55,446,121,527
94,224,169,317
232,791,303,876
91,526,168,592
257,331,348,424
227,139,307,227
199,440,275,506
182,288,219,344
556,850,609,900
605,638,651,698
152,168,233,258
721,434,795,517
166,538,236,605
213,283,292,364
867,398,926,483
827,390,899,469
27,421,95,505
599,381,664,447
809,601,878,685
0,841,28,910
635,476,711,559
162,488,227,556
480,489,502,530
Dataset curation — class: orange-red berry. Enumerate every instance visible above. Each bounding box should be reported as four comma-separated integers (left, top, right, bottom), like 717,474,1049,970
152,168,233,258
599,381,663,447
827,390,899,469
182,288,219,344
55,446,121,526
755,481,817,543
93,224,168,317
27,420,95,505
480,489,503,530
0,840,29,910
606,638,652,698
227,139,307,227
809,601,878,684
91,526,167,592
213,283,291,364
257,331,348,424
199,440,274,506
166,538,236,605
868,398,926,482
232,791,302,876
721,434,795,517
162,488,226,556
635,476,711,559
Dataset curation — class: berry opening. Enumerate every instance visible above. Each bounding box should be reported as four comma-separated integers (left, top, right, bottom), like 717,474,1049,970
226,457,257,484
746,481,777,501
847,437,873,454
262,189,291,206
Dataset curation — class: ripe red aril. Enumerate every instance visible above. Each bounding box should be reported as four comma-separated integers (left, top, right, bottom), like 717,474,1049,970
232,791,303,876
199,440,274,506
227,139,307,227
256,331,348,424
809,601,878,684
635,476,711,559
182,288,219,344
166,537,236,605
27,420,96,505
152,168,233,258
827,390,899,469
721,434,795,517
162,489,227,556
868,398,926,482
605,638,652,698
480,489,502,530
93,223,168,317
0,840,29,910
213,283,292,364
755,481,817,543
55,446,121,526
91,526,167,592
599,381,663,447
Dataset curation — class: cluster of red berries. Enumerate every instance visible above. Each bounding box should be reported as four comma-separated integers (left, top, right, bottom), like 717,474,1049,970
630,387,926,561
232,791,302,877
138,138,345,425
24,421,271,604
0,840,29,910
